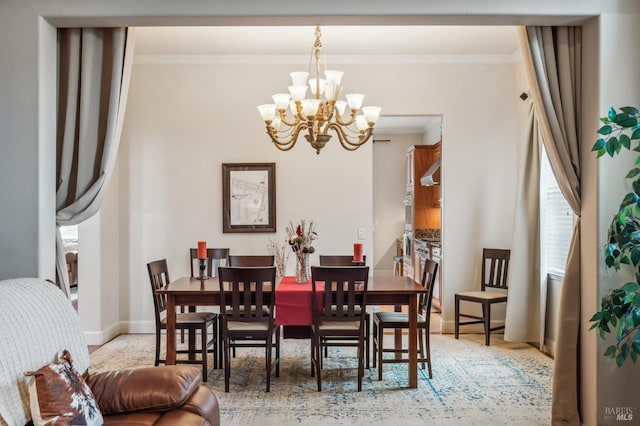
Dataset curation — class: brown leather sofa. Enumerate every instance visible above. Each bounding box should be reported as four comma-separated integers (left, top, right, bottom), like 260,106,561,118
0,278,220,426
86,364,219,425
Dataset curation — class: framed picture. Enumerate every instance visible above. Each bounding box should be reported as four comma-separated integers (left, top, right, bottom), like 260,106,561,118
222,163,276,233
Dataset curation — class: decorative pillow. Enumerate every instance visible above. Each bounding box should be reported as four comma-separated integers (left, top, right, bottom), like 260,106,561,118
25,349,103,426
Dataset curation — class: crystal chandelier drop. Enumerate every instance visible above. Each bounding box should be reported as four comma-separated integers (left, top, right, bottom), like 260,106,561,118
257,26,382,155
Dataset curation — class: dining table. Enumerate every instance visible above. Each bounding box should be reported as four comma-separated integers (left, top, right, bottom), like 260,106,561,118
157,274,426,388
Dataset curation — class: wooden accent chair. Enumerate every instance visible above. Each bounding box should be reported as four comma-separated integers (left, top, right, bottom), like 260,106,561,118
310,266,369,391
217,266,280,392
373,258,438,379
454,248,511,346
318,255,370,369
228,255,275,267
147,259,218,381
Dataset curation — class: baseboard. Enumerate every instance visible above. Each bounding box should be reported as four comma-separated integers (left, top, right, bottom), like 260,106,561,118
121,320,156,334
83,321,122,346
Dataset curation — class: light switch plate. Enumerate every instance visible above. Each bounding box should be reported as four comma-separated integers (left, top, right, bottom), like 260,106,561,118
358,227,366,240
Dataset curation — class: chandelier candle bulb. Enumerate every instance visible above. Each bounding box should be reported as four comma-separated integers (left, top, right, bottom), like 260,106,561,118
197,241,207,259
353,243,364,263
258,26,381,154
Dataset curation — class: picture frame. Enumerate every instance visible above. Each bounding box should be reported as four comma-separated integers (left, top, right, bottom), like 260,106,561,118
222,162,276,233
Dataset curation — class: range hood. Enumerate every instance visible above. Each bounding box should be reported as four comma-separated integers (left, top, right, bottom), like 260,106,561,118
420,157,441,186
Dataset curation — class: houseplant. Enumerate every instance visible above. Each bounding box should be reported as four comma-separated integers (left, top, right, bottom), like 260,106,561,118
590,106,640,367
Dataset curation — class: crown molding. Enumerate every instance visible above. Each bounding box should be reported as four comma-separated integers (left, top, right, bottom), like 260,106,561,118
134,52,521,65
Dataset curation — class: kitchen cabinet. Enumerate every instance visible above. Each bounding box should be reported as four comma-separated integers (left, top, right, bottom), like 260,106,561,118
406,143,441,231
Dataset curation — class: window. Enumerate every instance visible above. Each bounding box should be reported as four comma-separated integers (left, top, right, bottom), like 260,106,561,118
60,225,78,252
540,149,574,276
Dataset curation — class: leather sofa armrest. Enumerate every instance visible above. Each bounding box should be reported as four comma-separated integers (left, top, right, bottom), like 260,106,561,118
85,365,201,415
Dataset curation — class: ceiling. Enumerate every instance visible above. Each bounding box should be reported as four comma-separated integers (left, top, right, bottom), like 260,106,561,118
134,25,519,134
134,25,519,57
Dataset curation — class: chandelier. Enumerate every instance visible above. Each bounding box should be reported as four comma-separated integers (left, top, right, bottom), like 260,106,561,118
257,26,382,154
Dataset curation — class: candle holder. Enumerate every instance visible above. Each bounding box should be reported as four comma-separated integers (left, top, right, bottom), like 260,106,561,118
198,259,208,280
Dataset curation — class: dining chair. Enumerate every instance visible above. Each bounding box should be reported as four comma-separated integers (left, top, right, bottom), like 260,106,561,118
454,248,511,346
228,255,274,267
372,258,438,379
189,247,229,366
318,255,370,369
217,266,280,392
147,259,218,381
310,265,369,391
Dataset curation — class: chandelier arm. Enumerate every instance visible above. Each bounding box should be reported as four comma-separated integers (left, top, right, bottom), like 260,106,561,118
267,123,309,150
328,123,373,150
334,111,358,127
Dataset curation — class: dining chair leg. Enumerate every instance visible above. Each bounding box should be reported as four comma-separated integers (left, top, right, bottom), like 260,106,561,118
357,339,364,392
223,335,230,392
454,296,460,339
266,336,272,392
275,327,281,377
154,329,161,366
418,328,426,370
425,329,432,379
211,321,218,370
201,325,208,382
315,334,322,391
377,323,384,381
217,317,223,369
372,320,378,369
310,335,315,377
483,302,491,346
365,316,370,369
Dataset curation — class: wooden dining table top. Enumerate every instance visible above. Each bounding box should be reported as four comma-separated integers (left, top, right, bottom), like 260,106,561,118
157,274,425,295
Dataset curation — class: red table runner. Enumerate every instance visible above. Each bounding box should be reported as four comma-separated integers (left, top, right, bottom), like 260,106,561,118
275,276,324,326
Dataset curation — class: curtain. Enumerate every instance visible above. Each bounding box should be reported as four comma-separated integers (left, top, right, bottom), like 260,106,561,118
55,28,136,297
504,100,542,345
518,26,582,425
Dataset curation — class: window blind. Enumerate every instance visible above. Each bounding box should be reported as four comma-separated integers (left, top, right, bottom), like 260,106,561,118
541,149,574,276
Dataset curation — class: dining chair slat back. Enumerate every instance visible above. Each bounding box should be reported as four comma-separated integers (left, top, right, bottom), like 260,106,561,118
228,255,274,267
217,266,280,392
190,248,229,278
310,265,369,391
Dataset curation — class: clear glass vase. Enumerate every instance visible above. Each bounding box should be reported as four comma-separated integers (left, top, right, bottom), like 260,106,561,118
295,254,310,283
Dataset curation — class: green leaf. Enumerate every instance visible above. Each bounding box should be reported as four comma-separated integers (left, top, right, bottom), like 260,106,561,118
633,293,640,307
632,127,640,140
621,134,632,150
592,138,606,151
621,106,639,116
611,315,618,327
621,342,630,359
598,125,613,135
621,192,638,207
622,282,640,292
631,248,640,265
608,107,617,121
590,311,603,321
627,168,640,179
616,353,625,367
620,117,638,128
604,344,617,356
631,350,638,363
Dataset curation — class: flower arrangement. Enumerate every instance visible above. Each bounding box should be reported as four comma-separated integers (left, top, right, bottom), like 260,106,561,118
267,237,290,278
286,220,317,282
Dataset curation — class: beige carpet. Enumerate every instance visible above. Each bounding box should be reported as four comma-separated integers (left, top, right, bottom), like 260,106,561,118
90,333,552,425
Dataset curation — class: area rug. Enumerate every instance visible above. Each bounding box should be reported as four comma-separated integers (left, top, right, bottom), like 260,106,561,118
90,333,552,425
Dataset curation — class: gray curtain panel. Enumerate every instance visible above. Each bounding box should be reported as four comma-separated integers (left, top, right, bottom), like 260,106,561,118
504,100,542,345
519,26,582,425
55,28,134,297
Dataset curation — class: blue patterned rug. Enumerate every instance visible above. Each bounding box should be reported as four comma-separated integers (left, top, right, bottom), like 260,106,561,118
90,333,552,425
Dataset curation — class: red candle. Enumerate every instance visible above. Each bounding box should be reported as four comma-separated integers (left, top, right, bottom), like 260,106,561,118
353,242,363,263
197,241,207,259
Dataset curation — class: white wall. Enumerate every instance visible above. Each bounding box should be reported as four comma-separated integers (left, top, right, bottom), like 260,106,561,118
107,55,520,333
